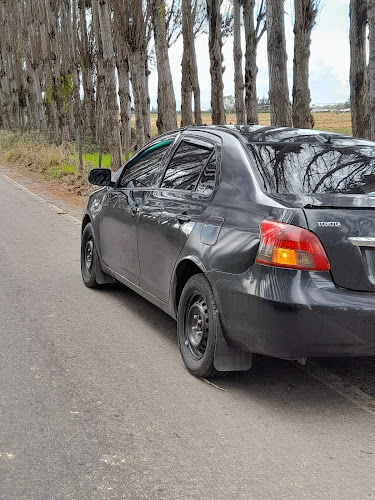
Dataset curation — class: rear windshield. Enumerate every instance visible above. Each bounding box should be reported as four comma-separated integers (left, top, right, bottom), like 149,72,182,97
250,142,375,195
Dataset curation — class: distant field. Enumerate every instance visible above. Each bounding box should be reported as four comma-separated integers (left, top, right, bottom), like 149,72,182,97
143,111,352,136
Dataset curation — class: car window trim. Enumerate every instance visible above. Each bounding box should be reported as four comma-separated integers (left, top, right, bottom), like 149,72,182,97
115,132,179,189
194,149,217,195
158,137,216,193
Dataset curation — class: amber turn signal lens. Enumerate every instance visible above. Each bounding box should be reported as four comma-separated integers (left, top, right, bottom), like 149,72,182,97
272,247,297,266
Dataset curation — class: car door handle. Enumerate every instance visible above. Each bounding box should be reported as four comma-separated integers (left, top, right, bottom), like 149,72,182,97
131,203,140,215
177,213,191,224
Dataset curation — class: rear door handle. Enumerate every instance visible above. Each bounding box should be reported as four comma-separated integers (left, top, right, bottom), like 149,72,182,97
177,213,191,224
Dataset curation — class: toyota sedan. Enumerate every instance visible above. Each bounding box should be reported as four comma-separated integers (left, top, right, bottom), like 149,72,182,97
81,125,375,377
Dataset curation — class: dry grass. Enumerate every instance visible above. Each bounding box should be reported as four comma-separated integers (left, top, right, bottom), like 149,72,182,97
145,111,352,136
0,130,94,196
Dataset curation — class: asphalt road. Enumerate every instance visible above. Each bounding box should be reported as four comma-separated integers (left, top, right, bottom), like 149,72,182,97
1,170,375,500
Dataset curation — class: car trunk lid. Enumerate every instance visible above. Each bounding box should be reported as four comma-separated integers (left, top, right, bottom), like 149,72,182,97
273,193,375,292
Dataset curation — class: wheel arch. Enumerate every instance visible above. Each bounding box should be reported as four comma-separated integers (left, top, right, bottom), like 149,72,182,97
173,257,207,315
82,214,91,234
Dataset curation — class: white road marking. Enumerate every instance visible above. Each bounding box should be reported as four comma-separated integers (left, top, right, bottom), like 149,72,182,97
2,169,375,417
0,172,81,226
300,360,375,417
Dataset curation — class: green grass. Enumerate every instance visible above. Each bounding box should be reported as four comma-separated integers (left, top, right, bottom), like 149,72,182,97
82,152,132,168
48,163,76,179
82,153,112,167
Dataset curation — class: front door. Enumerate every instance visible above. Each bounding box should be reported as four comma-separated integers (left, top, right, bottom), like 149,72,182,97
99,137,177,284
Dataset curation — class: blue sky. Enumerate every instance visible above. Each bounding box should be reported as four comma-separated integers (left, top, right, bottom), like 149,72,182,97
149,0,352,110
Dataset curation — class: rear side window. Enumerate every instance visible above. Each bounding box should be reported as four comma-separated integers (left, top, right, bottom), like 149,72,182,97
120,139,173,188
161,140,213,191
251,142,375,195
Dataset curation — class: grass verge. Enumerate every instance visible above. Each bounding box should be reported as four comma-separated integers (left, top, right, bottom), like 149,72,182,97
0,131,133,197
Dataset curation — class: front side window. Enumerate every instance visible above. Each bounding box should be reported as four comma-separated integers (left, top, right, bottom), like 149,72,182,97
161,140,214,191
120,139,174,188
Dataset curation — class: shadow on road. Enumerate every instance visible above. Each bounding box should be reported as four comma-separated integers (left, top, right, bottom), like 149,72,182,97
98,281,375,414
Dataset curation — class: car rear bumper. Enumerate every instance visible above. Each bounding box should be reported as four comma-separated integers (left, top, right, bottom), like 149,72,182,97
210,265,375,359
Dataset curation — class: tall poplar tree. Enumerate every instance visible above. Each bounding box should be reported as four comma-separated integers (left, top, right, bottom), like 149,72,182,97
233,0,245,124
350,0,369,139
266,0,291,127
207,0,226,124
181,0,202,126
152,0,177,133
242,0,266,124
292,0,320,129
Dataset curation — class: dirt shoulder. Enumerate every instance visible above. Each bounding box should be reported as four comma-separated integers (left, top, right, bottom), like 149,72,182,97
0,161,88,221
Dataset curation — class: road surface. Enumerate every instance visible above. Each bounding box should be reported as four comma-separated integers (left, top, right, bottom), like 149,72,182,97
1,168,375,500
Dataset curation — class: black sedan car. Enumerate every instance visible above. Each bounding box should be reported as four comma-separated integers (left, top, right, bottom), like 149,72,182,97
81,125,375,377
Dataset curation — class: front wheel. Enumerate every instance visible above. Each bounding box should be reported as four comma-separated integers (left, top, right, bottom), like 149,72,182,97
81,223,101,288
177,274,222,378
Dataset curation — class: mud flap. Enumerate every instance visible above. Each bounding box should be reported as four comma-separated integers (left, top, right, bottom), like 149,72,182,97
95,262,116,285
213,310,252,372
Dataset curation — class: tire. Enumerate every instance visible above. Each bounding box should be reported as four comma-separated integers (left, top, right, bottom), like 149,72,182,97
81,223,101,288
177,274,222,378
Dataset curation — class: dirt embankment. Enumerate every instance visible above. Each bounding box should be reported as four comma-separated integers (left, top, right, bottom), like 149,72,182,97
0,131,100,208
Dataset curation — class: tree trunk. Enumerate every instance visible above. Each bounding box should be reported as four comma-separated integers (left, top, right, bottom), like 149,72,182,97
207,0,226,124
130,50,146,148
368,0,375,140
115,40,132,161
233,0,245,124
113,0,150,149
350,0,369,139
152,0,177,133
181,0,202,126
112,3,131,159
266,0,292,127
37,0,56,138
1,1,16,129
191,41,202,125
93,0,122,170
242,0,265,124
60,0,74,142
292,0,319,129
71,0,83,169
143,56,151,142
181,0,193,126
79,0,97,145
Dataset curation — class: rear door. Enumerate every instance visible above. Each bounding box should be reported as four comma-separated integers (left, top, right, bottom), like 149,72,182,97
138,136,219,302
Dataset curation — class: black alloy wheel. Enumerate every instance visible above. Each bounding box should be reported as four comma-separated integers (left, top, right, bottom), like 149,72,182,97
177,274,222,377
81,223,100,288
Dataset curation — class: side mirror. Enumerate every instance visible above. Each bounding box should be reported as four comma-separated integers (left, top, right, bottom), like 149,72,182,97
88,168,113,186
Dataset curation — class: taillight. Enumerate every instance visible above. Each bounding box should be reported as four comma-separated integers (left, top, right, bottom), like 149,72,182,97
256,220,330,271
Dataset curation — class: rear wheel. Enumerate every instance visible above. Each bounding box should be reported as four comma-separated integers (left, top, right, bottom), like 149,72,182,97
81,223,101,288
177,274,222,377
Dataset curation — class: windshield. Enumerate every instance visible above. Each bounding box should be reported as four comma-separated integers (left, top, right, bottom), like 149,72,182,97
250,142,375,195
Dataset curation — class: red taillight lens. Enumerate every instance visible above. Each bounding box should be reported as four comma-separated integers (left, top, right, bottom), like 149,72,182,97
256,220,330,271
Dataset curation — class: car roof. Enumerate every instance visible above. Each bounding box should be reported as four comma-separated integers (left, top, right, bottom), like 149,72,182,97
183,124,375,149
